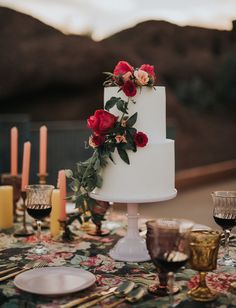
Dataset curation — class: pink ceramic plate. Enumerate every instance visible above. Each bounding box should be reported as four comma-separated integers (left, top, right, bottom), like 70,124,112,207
14,266,96,295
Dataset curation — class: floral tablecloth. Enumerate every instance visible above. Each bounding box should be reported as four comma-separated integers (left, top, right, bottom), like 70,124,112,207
0,222,236,308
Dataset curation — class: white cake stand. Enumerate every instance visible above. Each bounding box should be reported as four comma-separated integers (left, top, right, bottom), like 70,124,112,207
90,190,177,262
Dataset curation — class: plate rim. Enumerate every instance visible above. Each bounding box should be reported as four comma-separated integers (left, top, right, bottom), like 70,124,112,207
14,266,96,295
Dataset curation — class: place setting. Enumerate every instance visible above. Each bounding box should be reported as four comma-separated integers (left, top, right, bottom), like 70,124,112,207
0,60,235,308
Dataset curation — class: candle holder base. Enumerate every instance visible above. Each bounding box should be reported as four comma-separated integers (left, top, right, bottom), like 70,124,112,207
14,191,34,237
14,226,34,237
59,219,75,242
37,173,48,185
87,223,110,237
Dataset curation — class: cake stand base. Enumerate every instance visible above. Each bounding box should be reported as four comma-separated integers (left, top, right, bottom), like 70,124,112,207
109,203,150,262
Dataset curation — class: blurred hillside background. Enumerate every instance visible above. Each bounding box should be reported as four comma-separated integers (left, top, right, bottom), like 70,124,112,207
0,0,236,186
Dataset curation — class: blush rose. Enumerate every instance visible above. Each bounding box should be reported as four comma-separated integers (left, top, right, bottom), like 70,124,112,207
134,69,149,86
139,64,157,82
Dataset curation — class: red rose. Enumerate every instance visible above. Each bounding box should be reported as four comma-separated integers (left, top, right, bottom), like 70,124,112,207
134,132,148,147
122,80,137,97
87,109,118,135
89,135,105,148
113,61,134,76
139,64,157,82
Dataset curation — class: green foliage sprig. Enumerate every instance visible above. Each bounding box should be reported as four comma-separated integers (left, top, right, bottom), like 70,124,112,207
66,96,140,224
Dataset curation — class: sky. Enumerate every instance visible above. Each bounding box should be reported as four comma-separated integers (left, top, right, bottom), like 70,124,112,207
1,0,236,40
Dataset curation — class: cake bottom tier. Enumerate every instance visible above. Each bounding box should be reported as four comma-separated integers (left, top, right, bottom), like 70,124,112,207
91,139,177,203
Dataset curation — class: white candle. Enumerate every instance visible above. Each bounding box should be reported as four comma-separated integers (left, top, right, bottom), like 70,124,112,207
0,186,13,229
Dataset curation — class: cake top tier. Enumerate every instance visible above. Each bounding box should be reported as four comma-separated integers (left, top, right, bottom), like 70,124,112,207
104,86,166,142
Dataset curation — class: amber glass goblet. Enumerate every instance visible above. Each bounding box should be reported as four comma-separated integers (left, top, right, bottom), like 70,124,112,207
188,230,221,302
146,218,193,297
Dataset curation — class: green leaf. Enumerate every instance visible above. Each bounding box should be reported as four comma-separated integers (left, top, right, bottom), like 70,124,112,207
117,99,128,114
126,112,137,127
105,97,118,111
94,158,101,171
96,174,103,188
117,147,130,165
109,153,115,163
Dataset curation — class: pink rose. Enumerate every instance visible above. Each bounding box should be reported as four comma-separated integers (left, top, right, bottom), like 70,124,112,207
122,80,137,97
89,135,105,148
134,69,149,86
113,61,134,76
134,132,148,147
87,109,118,135
139,64,156,82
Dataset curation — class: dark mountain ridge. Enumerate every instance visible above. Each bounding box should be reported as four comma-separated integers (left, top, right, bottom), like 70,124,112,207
0,7,236,169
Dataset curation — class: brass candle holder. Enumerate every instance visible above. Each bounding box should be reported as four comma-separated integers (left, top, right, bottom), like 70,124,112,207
14,191,34,237
38,173,48,185
58,212,82,242
1,173,22,222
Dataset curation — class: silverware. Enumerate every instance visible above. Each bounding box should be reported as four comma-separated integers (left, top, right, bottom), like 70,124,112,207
0,266,18,275
103,286,147,308
78,281,136,308
0,260,48,282
60,287,117,308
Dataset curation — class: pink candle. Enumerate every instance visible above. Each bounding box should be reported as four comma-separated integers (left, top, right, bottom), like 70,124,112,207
39,125,47,176
21,142,31,192
10,127,18,176
58,170,67,221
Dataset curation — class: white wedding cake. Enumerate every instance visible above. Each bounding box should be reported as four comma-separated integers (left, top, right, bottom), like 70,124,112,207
91,86,177,203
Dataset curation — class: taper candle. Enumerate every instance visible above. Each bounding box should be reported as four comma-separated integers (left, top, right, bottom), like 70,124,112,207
11,127,18,176
0,186,13,229
58,170,67,221
50,189,61,236
21,141,31,192
39,125,47,176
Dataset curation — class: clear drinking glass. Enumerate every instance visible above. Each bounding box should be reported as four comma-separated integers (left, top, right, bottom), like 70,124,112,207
146,218,193,303
212,191,236,266
26,185,54,255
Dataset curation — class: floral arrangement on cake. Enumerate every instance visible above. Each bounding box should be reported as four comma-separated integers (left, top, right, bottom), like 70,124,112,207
66,61,157,224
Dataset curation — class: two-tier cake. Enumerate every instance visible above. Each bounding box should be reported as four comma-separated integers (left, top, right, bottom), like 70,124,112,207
91,86,176,203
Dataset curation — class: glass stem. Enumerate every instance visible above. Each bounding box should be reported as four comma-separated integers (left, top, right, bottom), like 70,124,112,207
168,272,175,307
199,272,207,289
36,220,42,247
223,229,231,260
